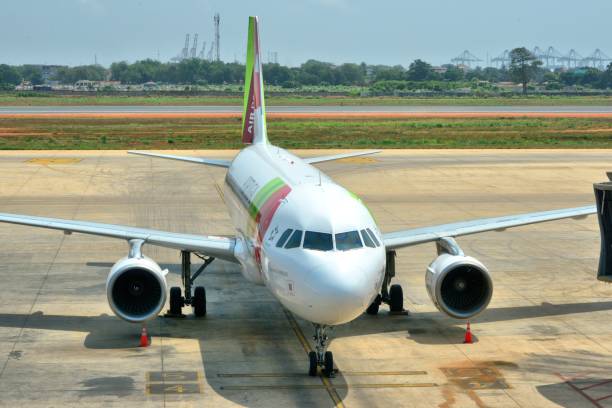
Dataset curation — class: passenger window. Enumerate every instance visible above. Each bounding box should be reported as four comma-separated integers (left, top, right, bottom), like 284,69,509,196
360,229,376,248
303,231,333,251
366,228,381,247
285,230,303,249
276,229,293,248
335,231,363,251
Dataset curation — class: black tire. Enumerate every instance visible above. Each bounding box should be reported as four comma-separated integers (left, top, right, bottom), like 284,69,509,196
193,286,206,317
323,351,334,377
389,284,403,312
308,351,318,377
169,286,183,315
366,295,381,315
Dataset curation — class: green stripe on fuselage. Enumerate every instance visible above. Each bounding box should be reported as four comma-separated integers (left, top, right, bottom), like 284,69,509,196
242,17,255,132
248,177,284,218
348,189,375,219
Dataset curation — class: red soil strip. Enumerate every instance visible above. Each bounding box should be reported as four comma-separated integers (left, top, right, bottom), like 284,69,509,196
0,112,612,120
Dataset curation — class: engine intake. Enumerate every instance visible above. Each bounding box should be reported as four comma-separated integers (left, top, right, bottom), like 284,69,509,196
426,254,492,319
106,256,167,323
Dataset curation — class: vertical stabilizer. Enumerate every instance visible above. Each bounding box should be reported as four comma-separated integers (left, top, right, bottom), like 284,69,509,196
242,16,267,144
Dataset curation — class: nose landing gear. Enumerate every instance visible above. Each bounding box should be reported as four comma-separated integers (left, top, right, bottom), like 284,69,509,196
308,324,335,377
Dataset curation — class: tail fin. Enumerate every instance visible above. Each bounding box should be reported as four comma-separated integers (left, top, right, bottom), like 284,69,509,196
242,16,267,144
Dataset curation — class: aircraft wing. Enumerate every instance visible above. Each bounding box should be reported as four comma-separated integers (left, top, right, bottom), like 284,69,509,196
0,212,237,262
304,150,381,164
383,205,596,250
128,151,232,168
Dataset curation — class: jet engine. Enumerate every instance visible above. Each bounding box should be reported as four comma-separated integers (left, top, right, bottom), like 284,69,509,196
106,256,168,323
425,253,492,319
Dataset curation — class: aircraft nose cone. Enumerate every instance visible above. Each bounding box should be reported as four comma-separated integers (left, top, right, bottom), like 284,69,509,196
306,259,377,325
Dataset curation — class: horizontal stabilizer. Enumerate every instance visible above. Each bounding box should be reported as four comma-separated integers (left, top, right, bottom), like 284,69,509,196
304,150,381,164
128,151,231,168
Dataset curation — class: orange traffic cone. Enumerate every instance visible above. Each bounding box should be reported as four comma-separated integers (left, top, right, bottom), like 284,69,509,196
140,326,149,347
463,321,473,344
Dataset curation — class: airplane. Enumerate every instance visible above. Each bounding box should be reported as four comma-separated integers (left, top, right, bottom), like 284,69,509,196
0,16,598,377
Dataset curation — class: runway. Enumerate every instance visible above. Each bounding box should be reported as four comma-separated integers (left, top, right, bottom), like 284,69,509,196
1,105,612,118
0,149,611,407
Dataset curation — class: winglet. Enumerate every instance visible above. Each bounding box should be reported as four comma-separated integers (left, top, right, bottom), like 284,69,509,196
242,16,267,145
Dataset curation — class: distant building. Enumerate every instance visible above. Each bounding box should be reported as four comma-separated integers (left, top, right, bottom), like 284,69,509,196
432,66,448,75
14,81,33,91
74,80,120,91
143,81,159,90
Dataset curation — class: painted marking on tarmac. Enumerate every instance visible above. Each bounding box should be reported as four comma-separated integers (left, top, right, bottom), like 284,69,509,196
147,383,202,395
214,181,226,204
26,158,82,165
557,372,612,408
283,309,344,408
217,370,428,378
147,371,200,382
146,370,203,395
220,383,438,391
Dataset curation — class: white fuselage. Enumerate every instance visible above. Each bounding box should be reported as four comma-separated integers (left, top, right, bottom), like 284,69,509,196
224,144,386,325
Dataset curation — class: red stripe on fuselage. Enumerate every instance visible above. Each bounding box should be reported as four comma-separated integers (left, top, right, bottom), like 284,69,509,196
256,184,292,242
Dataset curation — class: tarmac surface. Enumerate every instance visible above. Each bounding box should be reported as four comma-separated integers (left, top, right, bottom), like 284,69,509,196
1,149,612,407
1,105,612,116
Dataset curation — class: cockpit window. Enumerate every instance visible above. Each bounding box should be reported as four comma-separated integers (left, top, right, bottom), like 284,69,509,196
366,228,381,247
335,231,363,251
276,229,293,248
360,229,376,248
303,231,333,251
285,230,303,249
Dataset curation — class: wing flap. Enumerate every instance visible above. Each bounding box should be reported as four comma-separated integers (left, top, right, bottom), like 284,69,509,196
383,205,596,250
128,151,231,168
0,212,237,262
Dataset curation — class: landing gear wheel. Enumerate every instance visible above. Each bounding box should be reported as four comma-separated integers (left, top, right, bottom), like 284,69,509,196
366,295,381,315
323,351,334,377
308,351,318,377
169,286,183,315
389,284,404,312
192,286,206,317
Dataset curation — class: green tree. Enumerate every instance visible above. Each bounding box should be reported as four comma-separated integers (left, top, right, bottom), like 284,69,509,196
54,65,107,84
264,63,293,86
300,60,335,85
406,59,434,81
0,64,22,86
599,63,612,89
18,65,43,85
337,63,364,85
509,47,542,94
373,65,405,82
110,61,130,82
443,65,464,81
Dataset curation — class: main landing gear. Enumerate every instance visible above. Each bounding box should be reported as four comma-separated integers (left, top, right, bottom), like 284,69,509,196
366,250,406,315
166,250,215,318
308,324,335,377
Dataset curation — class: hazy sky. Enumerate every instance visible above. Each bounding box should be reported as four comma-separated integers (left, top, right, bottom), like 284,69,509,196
1,0,611,67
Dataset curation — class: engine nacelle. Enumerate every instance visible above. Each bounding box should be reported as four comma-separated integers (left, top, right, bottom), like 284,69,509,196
106,256,167,323
425,254,493,319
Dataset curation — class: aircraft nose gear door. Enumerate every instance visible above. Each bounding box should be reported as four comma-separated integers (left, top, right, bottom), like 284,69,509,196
594,176,612,282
